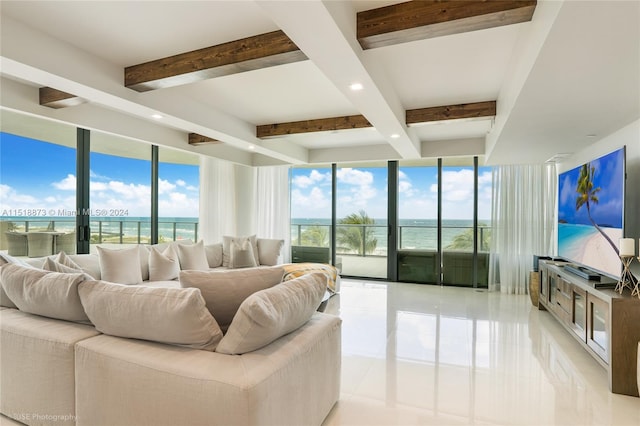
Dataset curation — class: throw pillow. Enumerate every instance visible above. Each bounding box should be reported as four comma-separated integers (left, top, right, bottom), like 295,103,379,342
257,238,285,266
55,251,83,270
179,267,285,332
176,240,210,271
148,245,180,281
97,245,143,285
222,235,258,267
229,239,258,269
0,263,90,322
43,257,83,274
55,251,98,279
139,245,150,281
204,243,223,268
216,272,327,355
78,280,223,351
0,253,34,308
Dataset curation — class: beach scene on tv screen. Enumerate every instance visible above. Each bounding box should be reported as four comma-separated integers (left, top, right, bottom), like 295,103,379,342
558,148,624,278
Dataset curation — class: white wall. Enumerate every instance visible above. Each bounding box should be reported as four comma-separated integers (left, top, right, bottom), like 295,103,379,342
558,119,640,276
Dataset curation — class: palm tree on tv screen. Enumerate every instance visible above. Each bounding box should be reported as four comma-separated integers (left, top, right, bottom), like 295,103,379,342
575,163,619,255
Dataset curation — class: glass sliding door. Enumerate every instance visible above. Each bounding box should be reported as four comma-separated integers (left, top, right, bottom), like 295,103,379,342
290,165,333,265
397,160,439,283
158,148,200,243
336,162,387,278
89,132,151,250
0,113,77,256
476,165,493,288
441,159,476,286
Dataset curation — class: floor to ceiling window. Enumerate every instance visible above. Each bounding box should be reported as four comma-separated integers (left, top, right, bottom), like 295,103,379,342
89,132,152,249
290,165,333,264
0,115,77,256
335,162,387,279
290,157,492,286
397,160,439,283
158,147,200,242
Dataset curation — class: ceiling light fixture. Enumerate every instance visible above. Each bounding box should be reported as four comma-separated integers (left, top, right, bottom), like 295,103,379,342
151,114,163,120
248,145,255,150
349,83,363,91
390,134,400,139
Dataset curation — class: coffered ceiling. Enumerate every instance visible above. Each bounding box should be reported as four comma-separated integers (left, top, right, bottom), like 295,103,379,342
0,1,638,167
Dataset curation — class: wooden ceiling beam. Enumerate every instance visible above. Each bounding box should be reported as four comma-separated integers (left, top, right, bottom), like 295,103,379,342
125,30,306,92
257,115,372,138
188,133,222,146
406,101,497,125
258,101,496,138
39,87,86,109
357,0,537,49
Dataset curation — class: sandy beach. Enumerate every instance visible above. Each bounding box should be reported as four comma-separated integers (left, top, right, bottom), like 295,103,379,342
576,227,623,277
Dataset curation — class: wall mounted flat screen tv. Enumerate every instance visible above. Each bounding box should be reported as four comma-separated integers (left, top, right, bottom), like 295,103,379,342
557,147,625,278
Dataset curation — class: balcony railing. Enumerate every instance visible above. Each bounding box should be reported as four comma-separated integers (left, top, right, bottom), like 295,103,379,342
1,219,198,246
290,223,491,255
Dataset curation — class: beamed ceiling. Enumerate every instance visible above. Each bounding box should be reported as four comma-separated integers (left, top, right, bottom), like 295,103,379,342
0,1,638,167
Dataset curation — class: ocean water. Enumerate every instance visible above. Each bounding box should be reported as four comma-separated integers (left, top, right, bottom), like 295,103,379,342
291,218,490,251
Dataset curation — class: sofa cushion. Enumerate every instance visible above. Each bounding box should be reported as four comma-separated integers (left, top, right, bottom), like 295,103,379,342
229,239,258,269
149,246,180,281
205,242,223,268
97,245,143,285
216,272,327,354
257,238,285,266
179,267,284,332
0,263,90,322
176,240,210,271
223,235,258,267
67,253,101,280
78,280,223,351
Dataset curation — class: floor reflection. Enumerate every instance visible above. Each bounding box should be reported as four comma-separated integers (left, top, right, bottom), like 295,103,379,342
322,279,640,426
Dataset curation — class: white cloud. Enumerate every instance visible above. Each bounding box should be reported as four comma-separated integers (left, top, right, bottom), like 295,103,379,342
337,168,373,186
158,179,176,194
52,174,76,190
292,169,330,188
176,179,186,187
107,181,150,200
291,187,330,217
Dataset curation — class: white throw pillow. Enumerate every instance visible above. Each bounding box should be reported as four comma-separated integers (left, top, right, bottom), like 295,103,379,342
176,240,210,271
78,280,223,351
0,263,90,322
204,243,223,268
55,251,82,269
97,246,143,285
229,239,258,269
43,257,83,274
0,253,33,308
257,238,285,266
139,245,150,280
222,235,258,267
149,246,180,281
216,272,327,355
179,267,285,332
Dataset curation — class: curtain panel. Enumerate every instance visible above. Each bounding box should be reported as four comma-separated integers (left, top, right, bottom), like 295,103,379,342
199,157,237,243
489,164,557,293
254,166,291,263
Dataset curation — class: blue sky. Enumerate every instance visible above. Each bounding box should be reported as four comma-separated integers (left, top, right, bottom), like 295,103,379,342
291,165,493,220
0,132,199,218
558,148,624,228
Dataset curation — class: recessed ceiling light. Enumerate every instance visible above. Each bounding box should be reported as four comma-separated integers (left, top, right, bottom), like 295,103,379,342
248,145,255,150
349,83,363,91
586,134,597,138
151,114,163,120
390,134,400,139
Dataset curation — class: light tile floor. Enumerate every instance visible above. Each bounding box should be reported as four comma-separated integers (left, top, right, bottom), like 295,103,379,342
321,279,640,426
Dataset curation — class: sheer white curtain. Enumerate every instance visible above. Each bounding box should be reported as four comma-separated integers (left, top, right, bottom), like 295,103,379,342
489,164,557,293
199,157,236,243
254,166,291,262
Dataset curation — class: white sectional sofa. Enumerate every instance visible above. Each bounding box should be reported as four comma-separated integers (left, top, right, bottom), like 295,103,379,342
0,238,342,426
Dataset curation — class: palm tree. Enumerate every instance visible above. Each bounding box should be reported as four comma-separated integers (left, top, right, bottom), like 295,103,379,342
301,225,329,247
575,163,619,255
336,210,378,255
446,224,491,251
